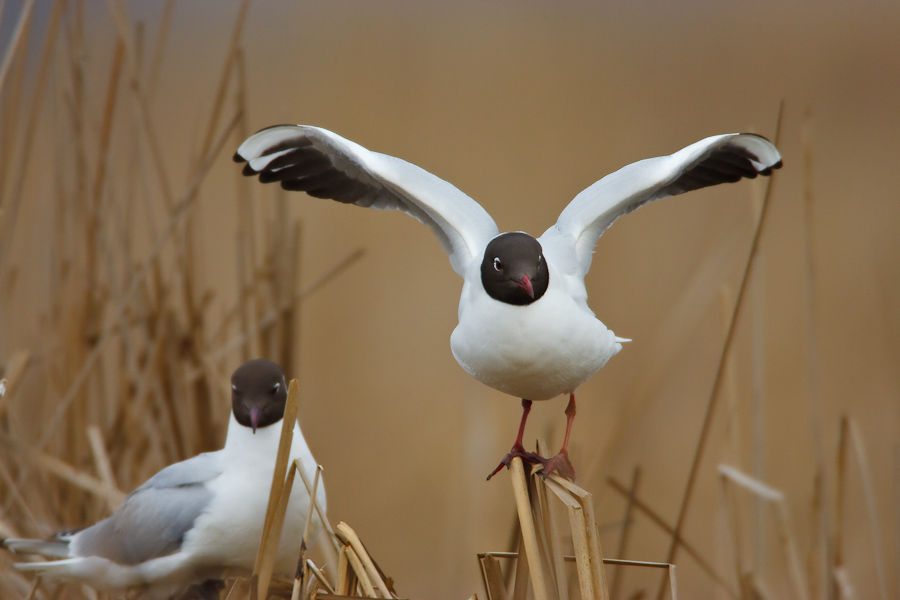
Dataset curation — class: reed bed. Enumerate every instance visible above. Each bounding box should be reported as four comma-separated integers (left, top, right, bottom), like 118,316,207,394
0,2,896,600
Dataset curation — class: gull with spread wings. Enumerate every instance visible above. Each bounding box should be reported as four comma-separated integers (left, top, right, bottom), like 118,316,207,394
234,126,781,480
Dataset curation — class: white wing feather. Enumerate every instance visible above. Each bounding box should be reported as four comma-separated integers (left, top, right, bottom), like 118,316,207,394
543,133,782,277
236,125,499,276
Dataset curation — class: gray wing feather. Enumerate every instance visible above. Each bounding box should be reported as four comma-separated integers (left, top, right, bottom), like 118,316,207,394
70,452,222,565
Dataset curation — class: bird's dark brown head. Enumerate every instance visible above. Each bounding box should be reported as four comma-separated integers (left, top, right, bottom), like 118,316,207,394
480,232,549,306
231,359,287,433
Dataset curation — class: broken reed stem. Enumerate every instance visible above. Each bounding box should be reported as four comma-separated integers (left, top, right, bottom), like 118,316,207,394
482,553,510,600
306,560,336,595
655,103,784,600
546,473,610,600
718,464,808,600
336,522,391,598
295,453,340,565
344,544,377,598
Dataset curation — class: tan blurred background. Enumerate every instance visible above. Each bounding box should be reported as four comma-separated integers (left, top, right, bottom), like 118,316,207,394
1,1,899,599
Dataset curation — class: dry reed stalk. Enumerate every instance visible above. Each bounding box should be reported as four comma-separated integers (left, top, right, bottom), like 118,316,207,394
344,543,377,598
655,104,784,600
582,238,743,480
606,477,734,595
34,107,241,453
336,522,392,599
718,466,747,598
212,248,365,362
512,531,531,600
104,0,174,209
799,106,832,600
532,441,564,600
143,0,175,99
253,378,301,599
610,466,640,598
306,560,337,596
833,416,848,589
197,0,251,161
0,0,64,262
509,457,550,600
294,465,322,600
718,464,807,600
335,546,355,596
479,553,679,600
86,425,121,511
844,418,889,600
0,431,126,508
482,554,509,600
544,478,594,600
550,475,608,599
294,451,340,565
490,452,614,600
22,576,40,600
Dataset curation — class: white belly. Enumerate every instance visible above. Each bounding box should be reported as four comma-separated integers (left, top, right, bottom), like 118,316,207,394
180,423,324,576
450,285,621,401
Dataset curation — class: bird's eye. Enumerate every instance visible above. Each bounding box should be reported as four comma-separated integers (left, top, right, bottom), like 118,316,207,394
493,257,502,271
271,382,280,394
231,384,237,391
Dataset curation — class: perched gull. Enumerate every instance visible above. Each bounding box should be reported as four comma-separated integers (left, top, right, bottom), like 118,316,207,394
4,359,326,599
234,126,782,479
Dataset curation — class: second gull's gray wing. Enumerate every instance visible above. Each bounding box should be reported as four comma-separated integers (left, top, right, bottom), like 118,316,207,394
69,452,222,565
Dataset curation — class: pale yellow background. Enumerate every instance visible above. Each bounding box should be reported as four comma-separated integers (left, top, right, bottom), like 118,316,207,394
3,2,899,599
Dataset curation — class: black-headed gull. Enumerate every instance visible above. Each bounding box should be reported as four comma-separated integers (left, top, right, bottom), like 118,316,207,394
234,126,782,479
4,359,326,599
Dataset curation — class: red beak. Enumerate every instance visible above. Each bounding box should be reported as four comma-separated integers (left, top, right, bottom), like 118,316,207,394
250,406,260,434
513,275,534,298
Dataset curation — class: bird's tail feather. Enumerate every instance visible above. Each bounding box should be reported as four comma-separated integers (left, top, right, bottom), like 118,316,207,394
4,538,71,558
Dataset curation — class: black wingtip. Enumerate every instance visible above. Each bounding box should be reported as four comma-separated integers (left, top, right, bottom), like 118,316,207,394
233,151,247,163
241,163,258,177
759,159,784,176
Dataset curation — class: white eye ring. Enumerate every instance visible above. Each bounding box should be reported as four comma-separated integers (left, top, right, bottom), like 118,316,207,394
493,257,502,271
273,382,280,392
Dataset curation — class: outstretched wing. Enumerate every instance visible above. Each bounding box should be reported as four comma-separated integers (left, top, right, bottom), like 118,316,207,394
543,133,782,276
235,125,499,276
68,452,222,565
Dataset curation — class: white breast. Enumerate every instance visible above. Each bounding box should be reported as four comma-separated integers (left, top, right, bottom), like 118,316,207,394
450,264,621,401
180,419,325,576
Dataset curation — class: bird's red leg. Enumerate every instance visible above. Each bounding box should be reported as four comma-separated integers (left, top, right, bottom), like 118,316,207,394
543,393,577,480
486,399,547,480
